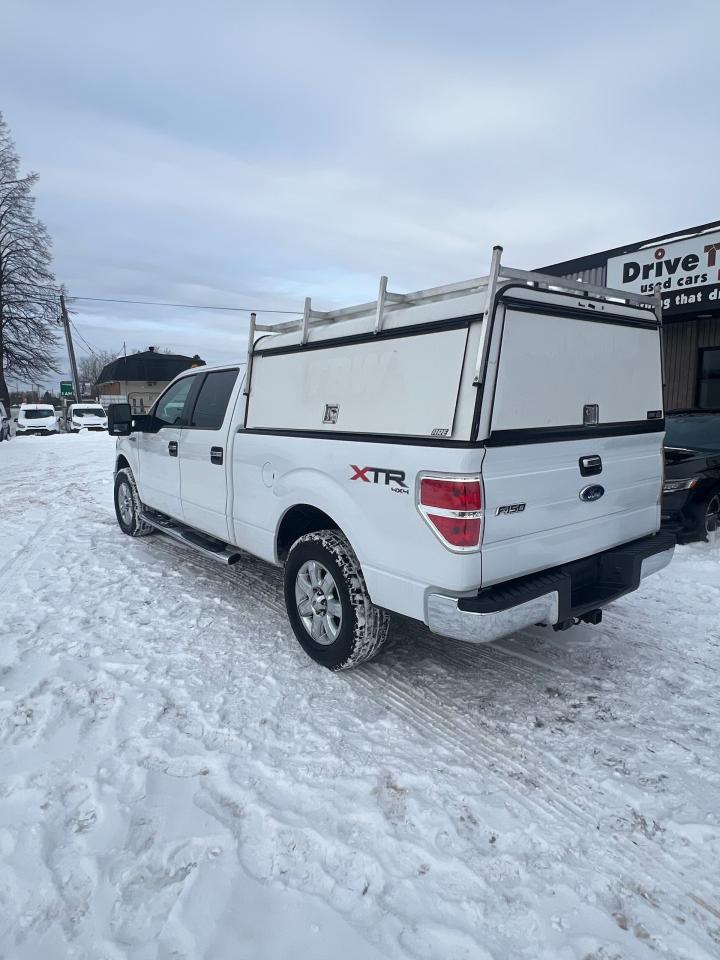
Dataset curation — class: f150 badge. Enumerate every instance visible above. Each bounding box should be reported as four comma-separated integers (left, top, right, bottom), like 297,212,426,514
496,502,526,515
350,465,409,493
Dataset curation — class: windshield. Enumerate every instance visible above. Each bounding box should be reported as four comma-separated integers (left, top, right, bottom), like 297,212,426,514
665,414,720,453
73,408,106,418
22,409,55,420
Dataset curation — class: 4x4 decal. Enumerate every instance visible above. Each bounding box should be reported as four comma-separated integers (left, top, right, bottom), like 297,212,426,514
350,465,408,491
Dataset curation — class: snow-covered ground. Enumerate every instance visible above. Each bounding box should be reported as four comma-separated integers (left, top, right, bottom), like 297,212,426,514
0,433,718,960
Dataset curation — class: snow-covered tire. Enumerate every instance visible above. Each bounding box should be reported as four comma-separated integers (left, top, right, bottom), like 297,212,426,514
114,467,155,538
284,529,390,671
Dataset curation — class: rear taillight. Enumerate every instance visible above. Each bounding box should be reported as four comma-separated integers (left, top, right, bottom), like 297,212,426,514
418,475,483,551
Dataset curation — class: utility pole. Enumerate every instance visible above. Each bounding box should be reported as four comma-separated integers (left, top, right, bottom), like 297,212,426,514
60,294,82,403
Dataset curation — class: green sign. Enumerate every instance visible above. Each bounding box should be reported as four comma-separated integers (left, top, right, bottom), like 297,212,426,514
60,381,73,397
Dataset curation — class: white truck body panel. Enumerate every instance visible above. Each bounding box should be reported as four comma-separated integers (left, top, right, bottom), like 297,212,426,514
247,326,470,437
178,382,243,542
490,306,663,430
231,432,486,621
138,427,183,517
480,432,663,586
478,298,665,584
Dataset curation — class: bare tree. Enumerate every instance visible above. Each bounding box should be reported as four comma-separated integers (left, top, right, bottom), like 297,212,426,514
78,349,118,388
0,112,60,405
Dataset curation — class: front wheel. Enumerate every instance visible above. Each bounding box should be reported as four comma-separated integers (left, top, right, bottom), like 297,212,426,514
114,467,155,537
284,529,390,670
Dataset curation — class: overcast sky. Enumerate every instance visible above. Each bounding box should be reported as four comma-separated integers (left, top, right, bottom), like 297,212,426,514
1,0,718,386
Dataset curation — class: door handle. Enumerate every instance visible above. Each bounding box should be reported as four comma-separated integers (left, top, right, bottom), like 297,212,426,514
168,440,178,457
579,455,602,476
210,446,224,465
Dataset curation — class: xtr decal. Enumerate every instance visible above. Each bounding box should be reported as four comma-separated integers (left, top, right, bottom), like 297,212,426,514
350,465,408,492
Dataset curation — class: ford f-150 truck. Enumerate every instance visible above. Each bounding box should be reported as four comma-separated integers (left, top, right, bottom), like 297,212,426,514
109,247,675,670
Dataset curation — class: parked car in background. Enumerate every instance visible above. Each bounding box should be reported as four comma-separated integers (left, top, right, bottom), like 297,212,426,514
65,403,108,432
0,401,10,441
662,410,720,542
15,403,58,436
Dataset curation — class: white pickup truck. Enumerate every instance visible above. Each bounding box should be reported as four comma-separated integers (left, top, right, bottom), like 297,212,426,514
109,248,675,670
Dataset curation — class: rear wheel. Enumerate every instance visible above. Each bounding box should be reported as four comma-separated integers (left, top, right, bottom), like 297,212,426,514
284,529,390,670
114,467,155,537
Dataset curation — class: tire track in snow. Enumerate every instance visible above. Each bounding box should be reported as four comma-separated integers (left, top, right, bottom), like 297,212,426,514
125,531,719,953
347,662,718,955
0,522,49,579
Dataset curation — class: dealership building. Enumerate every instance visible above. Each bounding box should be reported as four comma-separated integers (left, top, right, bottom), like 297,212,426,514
540,220,720,411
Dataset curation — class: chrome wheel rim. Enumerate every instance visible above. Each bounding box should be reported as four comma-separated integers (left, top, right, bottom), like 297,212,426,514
118,481,134,526
295,560,343,645
706,494,720,539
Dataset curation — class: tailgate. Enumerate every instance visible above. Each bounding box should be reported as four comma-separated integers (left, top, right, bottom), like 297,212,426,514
480,294,664,586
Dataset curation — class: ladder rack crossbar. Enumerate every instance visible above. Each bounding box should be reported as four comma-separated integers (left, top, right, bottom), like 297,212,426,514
499,266,656,307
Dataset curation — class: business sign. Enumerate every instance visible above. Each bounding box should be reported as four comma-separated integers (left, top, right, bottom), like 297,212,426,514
60,381,74,397
606,229,720,317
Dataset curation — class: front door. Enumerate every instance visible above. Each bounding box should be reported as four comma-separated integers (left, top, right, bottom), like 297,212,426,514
178,368,240,540
137,374,198,519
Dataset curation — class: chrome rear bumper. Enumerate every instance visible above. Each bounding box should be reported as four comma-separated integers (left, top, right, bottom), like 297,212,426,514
426,532,675,646
427,591,559,645
639,546,674,580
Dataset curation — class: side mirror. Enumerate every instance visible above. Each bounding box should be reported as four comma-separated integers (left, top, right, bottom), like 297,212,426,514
108,402,133,436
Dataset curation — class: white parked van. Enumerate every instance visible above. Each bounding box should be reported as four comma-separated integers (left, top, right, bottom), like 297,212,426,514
16,403,58,436
108,247,674,670
66,403,108,432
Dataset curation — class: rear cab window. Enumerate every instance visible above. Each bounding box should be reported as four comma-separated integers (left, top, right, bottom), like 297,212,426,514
187,369,239,430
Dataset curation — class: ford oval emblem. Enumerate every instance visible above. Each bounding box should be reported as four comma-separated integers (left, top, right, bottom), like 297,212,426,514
580,484,605,502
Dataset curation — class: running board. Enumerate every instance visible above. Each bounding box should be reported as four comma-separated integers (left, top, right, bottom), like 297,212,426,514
139,512,242,565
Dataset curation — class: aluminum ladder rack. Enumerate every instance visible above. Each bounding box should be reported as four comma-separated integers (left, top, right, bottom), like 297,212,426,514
244,244,661,396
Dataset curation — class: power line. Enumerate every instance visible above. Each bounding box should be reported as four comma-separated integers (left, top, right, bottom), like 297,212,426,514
2,291,301,315
69,318,101,357
66,295,299,315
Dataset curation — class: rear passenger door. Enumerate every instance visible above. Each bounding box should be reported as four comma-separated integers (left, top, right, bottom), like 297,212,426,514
178,368,240,541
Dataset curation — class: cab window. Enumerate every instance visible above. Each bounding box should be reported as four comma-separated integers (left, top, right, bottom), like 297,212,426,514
188,369,239,430
154,376,196,427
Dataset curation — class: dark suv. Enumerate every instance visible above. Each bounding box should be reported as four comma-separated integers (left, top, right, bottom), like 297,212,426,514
662,411,720,542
